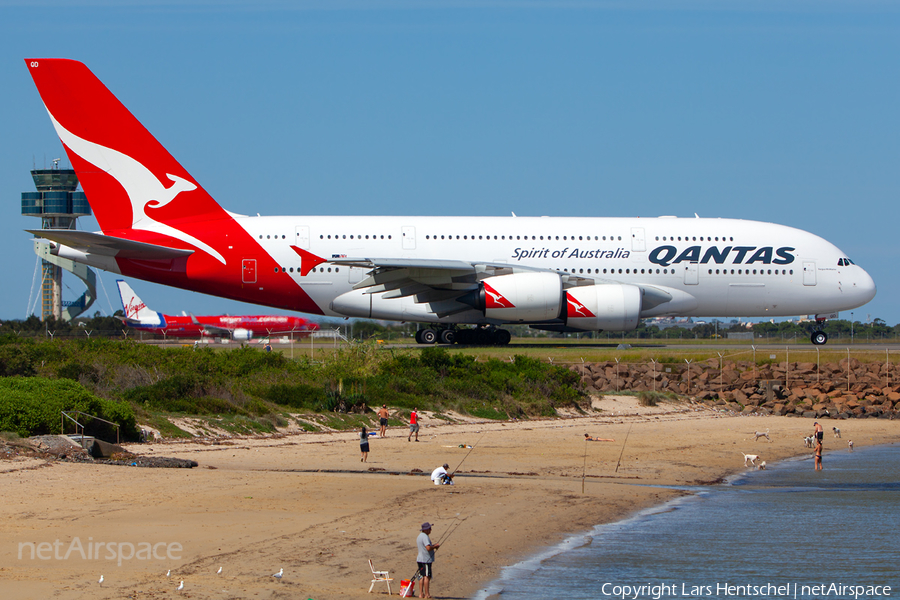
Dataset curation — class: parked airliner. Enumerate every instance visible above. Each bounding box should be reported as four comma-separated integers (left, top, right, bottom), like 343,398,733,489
117,280,317,340
24,59,876,346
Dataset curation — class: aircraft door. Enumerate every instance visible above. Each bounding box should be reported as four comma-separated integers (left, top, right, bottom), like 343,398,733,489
402,226,416,250
242,259,257,284
631,227,646,252
683,263,699,285
348,266,365,285
803,261,816,286
295,226,310,250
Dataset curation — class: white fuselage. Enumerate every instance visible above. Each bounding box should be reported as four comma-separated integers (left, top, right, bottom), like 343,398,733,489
237,214,875,323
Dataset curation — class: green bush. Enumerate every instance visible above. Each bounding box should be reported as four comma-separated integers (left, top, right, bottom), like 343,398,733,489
123,374,241,415
0,344,37,377
56,361,100,383
0,377,137,439
259,382,328,410
0,339,589,433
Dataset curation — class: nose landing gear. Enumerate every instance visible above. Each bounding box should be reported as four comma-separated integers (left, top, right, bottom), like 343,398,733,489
811,330,828,345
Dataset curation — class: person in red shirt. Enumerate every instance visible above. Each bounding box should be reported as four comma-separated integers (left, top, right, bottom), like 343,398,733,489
408,408,419,442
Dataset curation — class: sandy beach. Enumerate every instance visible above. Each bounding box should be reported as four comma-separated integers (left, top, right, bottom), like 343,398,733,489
1,397,896,600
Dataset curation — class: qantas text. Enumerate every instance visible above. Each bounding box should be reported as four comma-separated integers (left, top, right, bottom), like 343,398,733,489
649,245,795,267
511,245,795,267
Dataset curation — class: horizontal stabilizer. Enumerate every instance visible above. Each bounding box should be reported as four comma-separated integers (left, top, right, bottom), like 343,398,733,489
27,230,194,260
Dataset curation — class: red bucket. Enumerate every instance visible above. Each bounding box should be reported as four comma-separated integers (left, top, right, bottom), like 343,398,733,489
400,579,415,597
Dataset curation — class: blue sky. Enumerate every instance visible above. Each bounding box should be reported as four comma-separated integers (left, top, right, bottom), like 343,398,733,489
2,1,897,325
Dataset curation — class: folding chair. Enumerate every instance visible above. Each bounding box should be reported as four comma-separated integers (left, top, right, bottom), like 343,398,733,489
368,559,393,594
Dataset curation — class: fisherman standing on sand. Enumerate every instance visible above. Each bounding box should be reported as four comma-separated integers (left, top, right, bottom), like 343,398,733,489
416,522,439,599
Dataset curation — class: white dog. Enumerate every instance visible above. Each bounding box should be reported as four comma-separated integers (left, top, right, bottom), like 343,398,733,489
803,436,814,448
833,427,841,438
848,440,853,451
754,428,770,442
742,453,759,467
757,461,767,470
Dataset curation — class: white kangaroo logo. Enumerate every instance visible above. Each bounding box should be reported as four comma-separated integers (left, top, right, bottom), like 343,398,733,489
45,109,225,264
567,296,592,317
483,283,514,308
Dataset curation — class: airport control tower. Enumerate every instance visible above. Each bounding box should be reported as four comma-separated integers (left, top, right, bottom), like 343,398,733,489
21,160,96,321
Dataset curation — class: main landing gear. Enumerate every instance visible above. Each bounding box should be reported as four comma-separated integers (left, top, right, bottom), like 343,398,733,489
810,316,828,346
414,328,437,344
415,325,511,346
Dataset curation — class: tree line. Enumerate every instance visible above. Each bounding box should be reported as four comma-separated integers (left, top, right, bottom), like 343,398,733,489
1,312,898,342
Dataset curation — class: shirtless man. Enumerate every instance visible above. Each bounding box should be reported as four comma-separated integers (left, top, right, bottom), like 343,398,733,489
584,433,615,442
377,405,389,437
813,421,824,445
814,439,823,471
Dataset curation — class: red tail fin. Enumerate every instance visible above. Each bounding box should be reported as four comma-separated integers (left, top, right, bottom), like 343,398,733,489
25,59,229,262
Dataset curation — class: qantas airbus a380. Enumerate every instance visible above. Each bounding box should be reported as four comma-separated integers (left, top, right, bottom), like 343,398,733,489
25,59,876,346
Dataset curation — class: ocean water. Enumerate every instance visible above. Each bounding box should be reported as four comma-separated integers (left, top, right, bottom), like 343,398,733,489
476,444,899,600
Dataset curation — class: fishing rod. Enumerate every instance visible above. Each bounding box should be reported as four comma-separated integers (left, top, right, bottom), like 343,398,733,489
582,436,588,494
435,516,466,546
450,430,487,477
615,423,633,474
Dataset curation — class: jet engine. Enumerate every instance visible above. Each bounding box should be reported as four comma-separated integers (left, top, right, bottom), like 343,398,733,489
564,284,642,331
231,328,253,341
458,272,563,322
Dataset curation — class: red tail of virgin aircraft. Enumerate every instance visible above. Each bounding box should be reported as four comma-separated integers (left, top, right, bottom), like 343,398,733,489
25,59,876,346
117,280,317,340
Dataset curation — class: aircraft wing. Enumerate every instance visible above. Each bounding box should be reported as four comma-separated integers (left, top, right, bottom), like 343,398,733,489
186,314,231,336
27,230,194,260
332,257,529,300
329,257,674,311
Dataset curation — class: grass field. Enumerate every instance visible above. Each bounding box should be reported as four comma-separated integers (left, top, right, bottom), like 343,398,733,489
257,336,900,367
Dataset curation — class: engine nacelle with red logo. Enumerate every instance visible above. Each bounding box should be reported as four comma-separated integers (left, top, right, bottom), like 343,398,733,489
459,272,563,322
564,284,642,332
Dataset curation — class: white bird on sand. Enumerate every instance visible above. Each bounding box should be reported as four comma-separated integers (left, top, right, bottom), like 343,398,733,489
98,575,104,586
272,567,283,579
217,566,223,574
176,580,184,592
166,569,171,577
